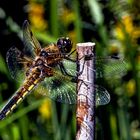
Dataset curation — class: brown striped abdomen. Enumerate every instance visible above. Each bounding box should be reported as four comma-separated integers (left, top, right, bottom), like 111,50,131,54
0,71,43,120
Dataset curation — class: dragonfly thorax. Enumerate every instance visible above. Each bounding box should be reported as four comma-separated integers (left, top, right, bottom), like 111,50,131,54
40,50,48,57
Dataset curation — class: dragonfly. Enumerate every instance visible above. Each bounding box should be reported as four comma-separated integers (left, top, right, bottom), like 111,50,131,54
0,20,126,120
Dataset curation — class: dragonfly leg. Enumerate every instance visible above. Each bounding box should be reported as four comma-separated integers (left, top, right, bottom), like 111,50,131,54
67,49,76,57
58,62,75,77
77,78,91,92
67,49,94,60
63,56,76,62
77,53,94,76
63,51,94,82
63,49,76,62
64,52,93,62
64,53,94,77
58,62,78,83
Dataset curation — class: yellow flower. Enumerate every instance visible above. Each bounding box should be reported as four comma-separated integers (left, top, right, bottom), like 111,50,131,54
28,2,47,30
115,15,134,40
39,99,52,120
60,7,76,25
29,14,47,30
131,27,140,44
114,14,140,47
122,15,133,33
126,79,136,97
28,3,44,16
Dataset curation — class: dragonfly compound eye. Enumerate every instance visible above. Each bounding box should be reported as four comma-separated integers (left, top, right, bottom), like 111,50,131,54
57,37,72,53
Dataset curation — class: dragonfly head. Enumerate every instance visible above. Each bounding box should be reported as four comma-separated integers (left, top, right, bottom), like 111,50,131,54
57,37,72,53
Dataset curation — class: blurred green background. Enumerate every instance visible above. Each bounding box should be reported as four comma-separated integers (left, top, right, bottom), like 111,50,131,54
0,0,140,140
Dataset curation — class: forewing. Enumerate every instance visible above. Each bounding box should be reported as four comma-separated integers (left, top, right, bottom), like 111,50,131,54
95,56,126,79
22,20,41,58
6,46,32,82
62,56,126,79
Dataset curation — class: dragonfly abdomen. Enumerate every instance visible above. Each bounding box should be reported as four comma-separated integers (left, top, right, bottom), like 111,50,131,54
0,72,42,120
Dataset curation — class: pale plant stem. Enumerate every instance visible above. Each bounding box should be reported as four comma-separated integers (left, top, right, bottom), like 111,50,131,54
76,42,95,140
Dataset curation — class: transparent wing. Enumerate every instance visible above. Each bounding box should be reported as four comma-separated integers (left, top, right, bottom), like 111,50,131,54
34,60,110,105
61,55,126,79
22,20,41,58
34,55,123,104
62,57,112,105
36,77,110,105
6,46,32,82
62,59,77,76
95,85,110,105
36,68,76,104
95,56,126,79
35,55,122,105
6,20,42,82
